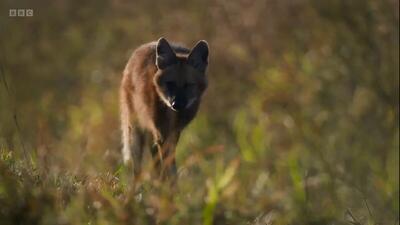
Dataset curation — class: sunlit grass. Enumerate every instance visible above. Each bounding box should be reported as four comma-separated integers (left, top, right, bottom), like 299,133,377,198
1,145,395,225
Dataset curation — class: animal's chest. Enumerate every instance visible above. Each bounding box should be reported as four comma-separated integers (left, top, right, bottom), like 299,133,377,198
154,103,197,136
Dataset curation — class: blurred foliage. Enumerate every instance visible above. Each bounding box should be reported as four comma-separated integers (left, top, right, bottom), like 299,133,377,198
0,0,399,224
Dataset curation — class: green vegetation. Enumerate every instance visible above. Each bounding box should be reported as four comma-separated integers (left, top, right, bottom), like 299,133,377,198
0,0,398,224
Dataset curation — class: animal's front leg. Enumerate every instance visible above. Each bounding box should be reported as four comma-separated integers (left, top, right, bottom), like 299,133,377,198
160,133,180,180
163,154,177,182
149,126,164,174
150,140,163,177
150,132,180,180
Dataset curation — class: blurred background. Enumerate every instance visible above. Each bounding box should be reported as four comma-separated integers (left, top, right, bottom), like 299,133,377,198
0,0,398,224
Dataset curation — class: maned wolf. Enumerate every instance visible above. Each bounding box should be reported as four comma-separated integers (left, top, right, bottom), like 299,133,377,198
120,38,209,180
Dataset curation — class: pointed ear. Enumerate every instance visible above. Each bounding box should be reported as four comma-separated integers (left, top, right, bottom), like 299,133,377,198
187,40,209,72
156,37,177,69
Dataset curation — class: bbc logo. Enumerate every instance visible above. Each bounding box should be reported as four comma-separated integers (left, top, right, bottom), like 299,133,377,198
9,9,34,17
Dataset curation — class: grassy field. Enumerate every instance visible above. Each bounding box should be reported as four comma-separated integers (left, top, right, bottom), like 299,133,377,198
0,0,398,224
0,132,397,225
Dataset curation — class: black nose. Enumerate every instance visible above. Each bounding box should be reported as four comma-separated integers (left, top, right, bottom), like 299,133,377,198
171,98,186,111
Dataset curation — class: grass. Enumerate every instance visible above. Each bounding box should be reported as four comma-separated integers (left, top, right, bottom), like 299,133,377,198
0,146,394,225
0,149,242,225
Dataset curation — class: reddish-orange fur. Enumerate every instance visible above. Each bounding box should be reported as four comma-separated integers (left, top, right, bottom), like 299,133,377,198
120,38,208,180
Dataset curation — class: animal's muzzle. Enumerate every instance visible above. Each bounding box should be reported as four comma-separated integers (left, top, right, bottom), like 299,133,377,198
170,96,187,112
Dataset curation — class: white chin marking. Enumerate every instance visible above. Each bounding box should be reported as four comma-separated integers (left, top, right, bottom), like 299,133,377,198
159,95,172,107
160,96,177,111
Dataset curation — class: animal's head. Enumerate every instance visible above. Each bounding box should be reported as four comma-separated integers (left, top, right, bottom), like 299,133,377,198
154,37,209,112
